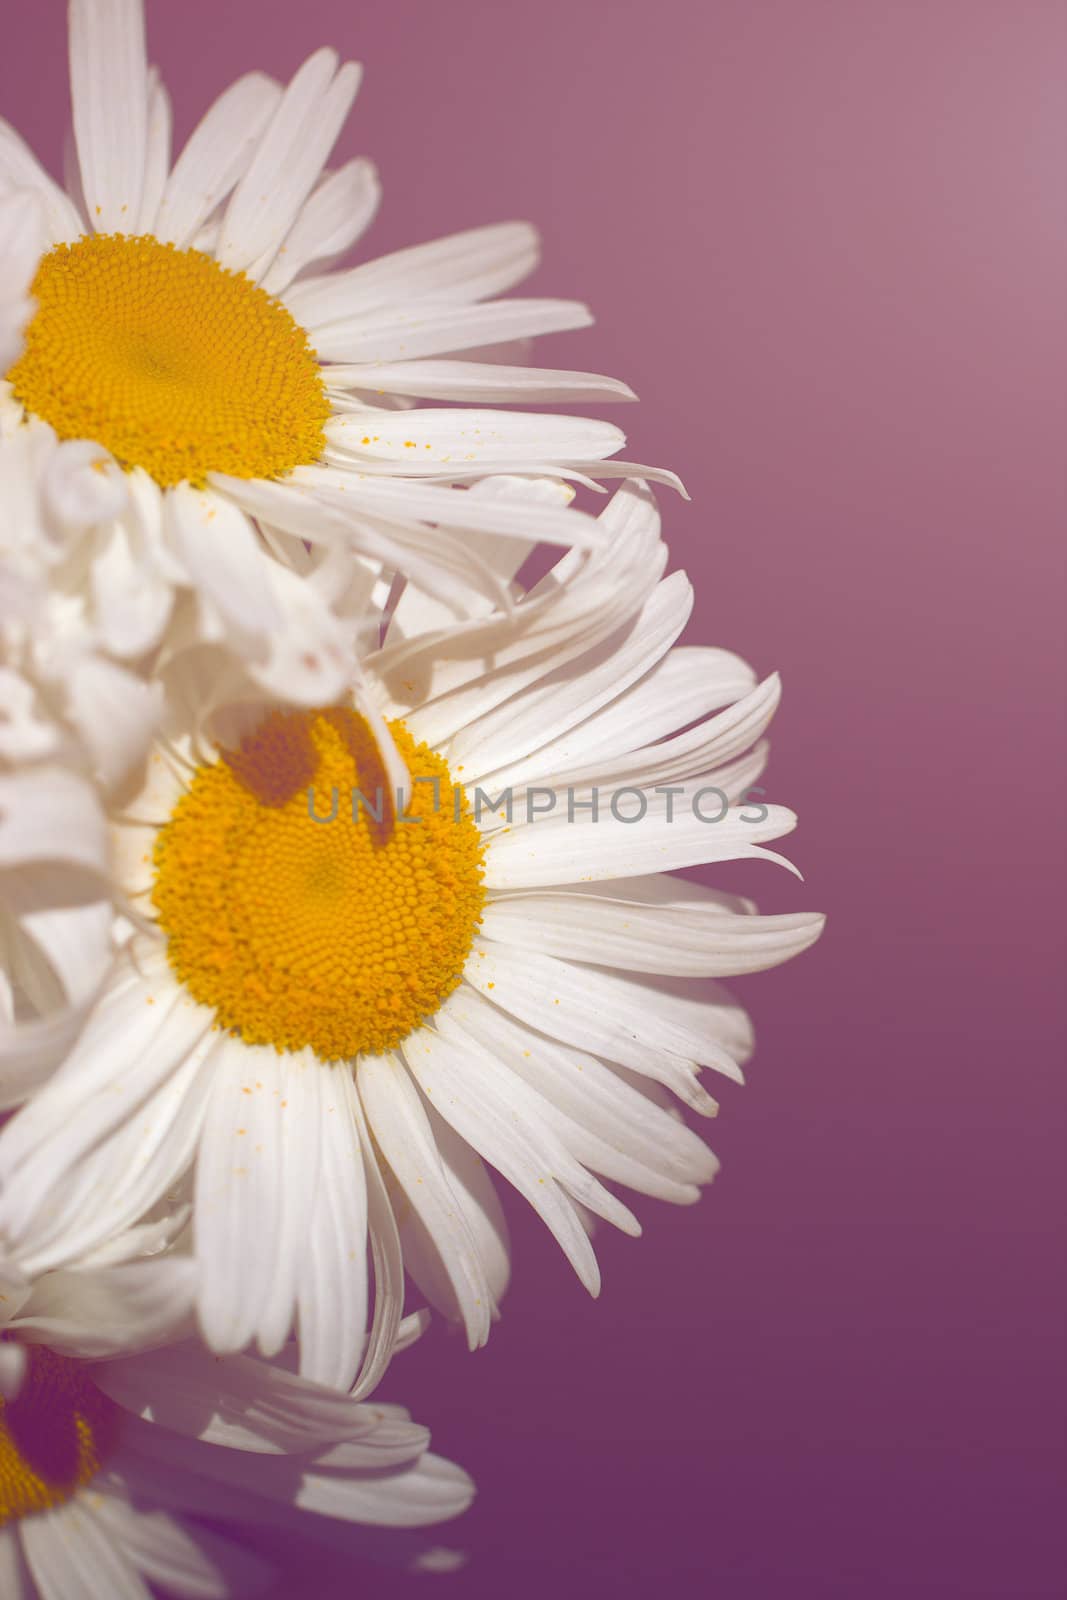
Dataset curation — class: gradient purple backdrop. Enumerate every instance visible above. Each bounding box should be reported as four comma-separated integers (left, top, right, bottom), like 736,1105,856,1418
4,2,1064,1595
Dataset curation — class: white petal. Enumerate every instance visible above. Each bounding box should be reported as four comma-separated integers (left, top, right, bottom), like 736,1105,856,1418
286,221,540,327
89,1497,272,1600
97,1340,384,1454
291,467,603,547
348,1089,404,1399
289,1452,475,1528
65,657,163,794
42,438,129,529
328,358,636,404
0,767,108,881
517,672,778,794
463,943,750,1112
310,298,592,364
13,1257,196,1359
446,988,717,1200
374,481,662,735
0,1528,32,1599
0,122,84,243
194,1041,317,1356
484,792,799,887
385,476,571,640
399,1024,603,1293
500,642,757,779
20,1498,151,1600
254,1053,326,1358
357,1052,494,1348
397,1098,510,1321
217,50,361,277
295,1066,369,1391
0,956,206,1198
166,484,282,639
325,408,624,470
483,890,826,976
69,0,148,233
134,68,171,235
0,189,45,371
261,157,381,295
454,570,693,780
154,72,282,248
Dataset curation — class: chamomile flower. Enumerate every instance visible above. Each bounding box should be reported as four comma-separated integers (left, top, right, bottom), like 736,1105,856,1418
0,0,679,701
0,1270,472,1599
0,483,823,1387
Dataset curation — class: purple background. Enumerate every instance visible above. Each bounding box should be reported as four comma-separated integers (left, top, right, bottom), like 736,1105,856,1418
4,2,1065,1595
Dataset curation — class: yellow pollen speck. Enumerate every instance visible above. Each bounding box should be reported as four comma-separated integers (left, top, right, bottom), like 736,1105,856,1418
152,707,486,1061
0,1346,118,1526
7,233,329,488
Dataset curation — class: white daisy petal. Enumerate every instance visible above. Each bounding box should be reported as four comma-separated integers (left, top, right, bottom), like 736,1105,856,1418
134,67,172,235
327,358,637,405
0,122,84,244
484,789,799,887
296,1067,369,1392
261,157,382,295
0,767,109,883
0,189,45,372
483,889,826,976
11,1257,196,1359
446,988,717,1200
217,49,362,277
153,72,283,248
399,1024,604,1293
255,1054,326,1359
509,643,758,779
285,221,540,327
452,569,693,780
289,466,604,549
97,1341,382,1454
348,1089,405,1400
7,1035,214,1276
165,483,282,639
88,1498,272,1600
358,1052,493,1348
69,0,148,233
195,1041,322,1356
0,1528,32,1599
399,1098,511,1320
0,956,207,1198
325,408,625,470
288,1452,475,1529
432,1002,643,1237
65,657,163,794
310,297,593,364
20,1498,151,1600
510,672,780,794
463,941,746,1111
0,1004,103,1113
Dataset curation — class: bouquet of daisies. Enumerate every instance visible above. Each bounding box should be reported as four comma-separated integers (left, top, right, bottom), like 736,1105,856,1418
0,4,822,1594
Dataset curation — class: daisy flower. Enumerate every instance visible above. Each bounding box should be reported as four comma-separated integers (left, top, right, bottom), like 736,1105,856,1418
0,1266,473,1598
0,0,680,702
0,482,824,1387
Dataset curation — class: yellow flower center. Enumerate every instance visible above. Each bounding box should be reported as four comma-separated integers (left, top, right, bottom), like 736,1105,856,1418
6,234,329,488
0,1346,118,1526
152,708,486,1061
